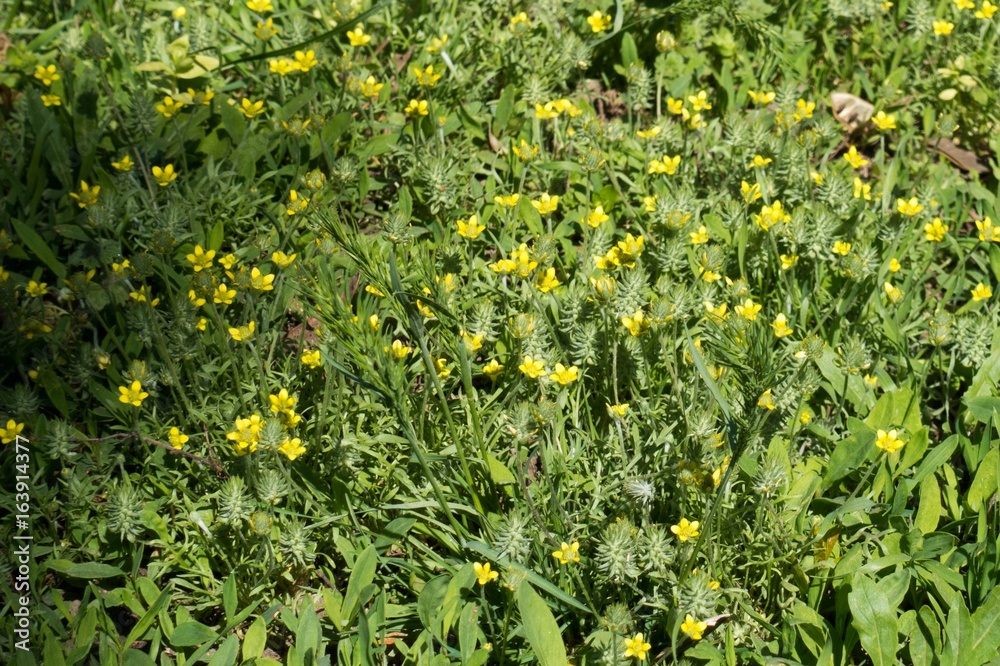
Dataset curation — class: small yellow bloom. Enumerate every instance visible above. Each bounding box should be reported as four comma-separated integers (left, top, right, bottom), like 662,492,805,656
636,126,661,139
168,427,189,449
864,374,879,388
800,410,812,425
246,0,272,12
473,562,499,585
269,388,297,414
346,23,371,47
456,214,485,239
461,329,484,352
271,251,297,268
670,518,700,542
607,403,629,418
793,98,815,122
186,245,215,271
889,258,902,272
884,281,904,303
924,217,949,242
531,193,559,215
749,154,772,169
772,313,794,338
1,419,26,444
649,154,681,175
747,90,775,106
509,11,530,30
278,437,306,460
391,339,413,359
196,317,207,331
811,171,825,185
623,633,651,660
41,94,61,107
933,20,955,35
734,298,762,321
405,99,429,116
536,267,560,293
219,254,238,270
955,0,975,8
112,155,134,172
156,96,185,118
833,241,852,256
843,145,868,169
897,197,924,217
427,35,448,52
871,110,896,131
518,355,546,378
483,359,504,380
586,10,611,32
368,313,380,330
255,18,278,40
250,267,274,291
666,97,684,115
269,58,294,76
688,90,712,111
301,349,322,368
228,321,256,341
976,0,998,18
741,180,762,203
70,180,100,208
152,164,177,186
549,363,579,385
214,283,237,304
622,310,650,336
875,428,905,453
681,615,708,641
977,217,1000,243
757,389,776,410
413,65,442,87
25,280,48,298
34,64,60,86
972,282,993,302
286,189,309,216
239,98,265,118
853,177,872,201
704,301,729,321
552,541,581,564
754,200,790,231
689,226,709,245
493,193,520,207
118,380,149,407
292,50,318,72
585,205,610,228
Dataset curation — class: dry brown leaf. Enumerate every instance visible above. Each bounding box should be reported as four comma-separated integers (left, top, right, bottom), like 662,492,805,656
928,137,989,174
831,92,874,132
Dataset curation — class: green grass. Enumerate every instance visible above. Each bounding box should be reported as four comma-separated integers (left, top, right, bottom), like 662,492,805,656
2,0,1000,664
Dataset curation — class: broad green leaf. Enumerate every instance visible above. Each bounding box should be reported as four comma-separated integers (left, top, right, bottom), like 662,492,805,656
848,575,898,666
342,545,378,626
487,454,517,485
296,598,321,663
223,574,237,625
516,583,568,666
494,84,516,133
123,587,171,651
170,621,217,647
909,606,941,666
13,219,66,278
65,563,125,579
824,427,876,488
207,634,239,666
941,593,975,666
121,649,156,666
242,617,267,662
968,587,1000,665
912,436,959,485
965,396,1000,424
914,474,941,535
968,448,998,512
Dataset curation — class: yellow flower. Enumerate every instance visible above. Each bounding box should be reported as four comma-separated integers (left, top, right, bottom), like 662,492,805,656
636,126,661,139
811,171,825,185
531,193,559,215
853,178,872,201
427,35,448,52
434,358,451,379
585,205,610,228
749,154,772,169
754,200,791,231
255,18,278,40
972,282,993,302
681,615,708,641
229,321,256,341
186,245,215,271
976,0,998,18
884,281,904,303
156,96,185,118
269,388,297,414
301,349,322,368
833,241,852,256
509,11,530,29
347,24,371,47
196,317,207,331
688,90,712,111
622,310,650,336
405,99,429,116
129,285,159,306
25,280,47,297
586,10,611,32
648,154,681,175
511,243,538,277
704,301,729,321
977,217,1000,242
456,214,485,239
70,180,100,208
872,110,896,131
741,180,762,203
286,189,309,216
800,410,812,425
168,427,189,449
734,298,762,321
689,226,709,245
933,20,955,35
623,633,652,660
219,254,238,270
494,193,520,207
483,359,504,380
642,195,658,212
875,429,905,453
112,155,134,171
41,93,61,107
536,267,560,293
518,355,546,378
701,269,721,283
666,97,684,115
772,313,794,338
490,258,516,274
413,65,442,87
246,0,272,12
955,0,975,8
779,254,799,270
292,50,319,72
552,541,581,564
897,197,924,217
549,363,579,385
118,380,149,407
239,98,265,118
34,64,60,86
924,217,949,242
889,258,902,272
473,562,499,585
461,329,484,352
369,313,380,330
214,283,237,304
793,98,815,121
843,145,868,169
607,402,629,418
272,251,297,268
279,437,306,461
670,518,700,542
747,90,775,106
864,374,879,388
757,389,776,410
250,267,275,291
534,101,559,120
391,339,413,359
511,140,540,161
152,164,177,186
1,419,25,444
616,233,644,268
269,58,294,76
187,88,214,105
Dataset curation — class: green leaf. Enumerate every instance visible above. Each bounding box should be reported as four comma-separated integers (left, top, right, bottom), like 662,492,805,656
848,575,898,666
968,448,998,512
207,634,240,666
914,474,941,535
123,587,171,652
487,454,517,485
620,32,638,67
494,84,516,134
909,607,941,666
65,563,125,579
242,617,267,662
459,602,480,664
296,598,322,664
121,649,156,666
223,574,237,625
170,621,217,647
941,592,975,666
912,435,959,485
965,396,1000,424
13,219,66,278
374,517,417,551
342,545,378,626
823,427,876,488
968,587,1000,665
516,582,568,666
